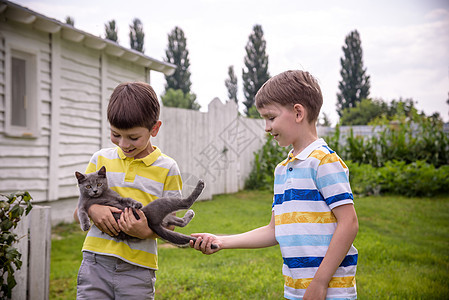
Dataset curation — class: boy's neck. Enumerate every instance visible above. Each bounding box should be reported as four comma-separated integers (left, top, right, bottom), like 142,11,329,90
291,126,318,156
133,143,155,159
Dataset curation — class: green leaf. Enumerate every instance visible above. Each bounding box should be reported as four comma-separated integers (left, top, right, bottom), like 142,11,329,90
9,204,23,219
25,202,33,215
0,219,13,231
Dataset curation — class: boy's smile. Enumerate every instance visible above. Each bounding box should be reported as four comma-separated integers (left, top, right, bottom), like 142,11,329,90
110,125,153,159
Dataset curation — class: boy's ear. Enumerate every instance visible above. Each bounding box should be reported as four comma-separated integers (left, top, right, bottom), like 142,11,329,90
150,120,162,137
293,104,306,123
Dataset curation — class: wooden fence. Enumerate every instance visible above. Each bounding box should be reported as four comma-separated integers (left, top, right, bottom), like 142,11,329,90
153,99,267,200
11,206,51,300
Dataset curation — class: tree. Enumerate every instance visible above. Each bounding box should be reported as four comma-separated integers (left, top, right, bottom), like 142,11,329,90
65,16,74,26
164,26,192,95
339,97,442,126
105,20,118,42
337,30,370,117
340,98,384,125
161,88,200,110
129,18,144,52
225,65,238,104
242,24,270,117
446,92,449,118
318,112,332,127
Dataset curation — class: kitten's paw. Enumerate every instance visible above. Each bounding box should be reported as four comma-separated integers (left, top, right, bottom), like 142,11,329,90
197,180,205,190
184,209,195,219
133,202,143,209
81,223,91,231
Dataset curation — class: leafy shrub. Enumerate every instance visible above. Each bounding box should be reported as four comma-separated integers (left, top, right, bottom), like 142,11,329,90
348,160,449,197
245,134,289,191
326,119,449,168
246,122,449,197
345,161,381,196
0,192,33,299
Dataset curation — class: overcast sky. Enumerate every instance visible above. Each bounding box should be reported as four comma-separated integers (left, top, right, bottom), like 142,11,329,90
14,0,449,124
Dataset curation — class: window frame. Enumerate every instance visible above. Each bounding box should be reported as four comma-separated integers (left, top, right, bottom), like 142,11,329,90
4,42,40,138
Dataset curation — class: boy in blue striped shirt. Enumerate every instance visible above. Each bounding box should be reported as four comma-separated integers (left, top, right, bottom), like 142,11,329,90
191,70,359,300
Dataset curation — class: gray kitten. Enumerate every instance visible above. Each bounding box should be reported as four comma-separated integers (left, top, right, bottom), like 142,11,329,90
75,166,214,247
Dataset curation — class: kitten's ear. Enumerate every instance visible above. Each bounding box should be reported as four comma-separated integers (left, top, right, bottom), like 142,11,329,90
75,171,86,183
98,166,107,177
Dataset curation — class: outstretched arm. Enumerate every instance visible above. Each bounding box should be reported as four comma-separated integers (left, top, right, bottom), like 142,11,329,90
190,211,277,254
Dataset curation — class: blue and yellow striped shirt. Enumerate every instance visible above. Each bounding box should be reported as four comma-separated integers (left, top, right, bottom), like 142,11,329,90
273,138,357,300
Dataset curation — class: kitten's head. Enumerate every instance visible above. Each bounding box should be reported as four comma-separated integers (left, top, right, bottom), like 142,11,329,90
75,166,108,198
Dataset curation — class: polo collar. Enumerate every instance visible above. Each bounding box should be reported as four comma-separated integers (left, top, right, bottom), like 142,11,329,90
117,146,161,166
282,138,327,165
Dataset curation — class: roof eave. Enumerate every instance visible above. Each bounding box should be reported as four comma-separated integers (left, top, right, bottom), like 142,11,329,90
0,0,176,76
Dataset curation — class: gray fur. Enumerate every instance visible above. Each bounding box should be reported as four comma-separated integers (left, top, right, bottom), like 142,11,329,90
75,166,206,247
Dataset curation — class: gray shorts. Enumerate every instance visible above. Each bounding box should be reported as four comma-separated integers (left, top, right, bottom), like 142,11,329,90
77,251,156,300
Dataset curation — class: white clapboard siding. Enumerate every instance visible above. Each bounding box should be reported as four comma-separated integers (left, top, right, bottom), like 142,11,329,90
0,2,173,228
0,16,52,203
56,39,103,204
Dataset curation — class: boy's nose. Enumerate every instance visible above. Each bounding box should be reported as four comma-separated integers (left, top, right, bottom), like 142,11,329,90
119,139,130,148
264,122,271,132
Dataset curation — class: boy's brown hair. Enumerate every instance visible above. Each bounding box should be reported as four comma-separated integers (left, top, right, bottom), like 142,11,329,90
107,82,160,130
255,70,323,123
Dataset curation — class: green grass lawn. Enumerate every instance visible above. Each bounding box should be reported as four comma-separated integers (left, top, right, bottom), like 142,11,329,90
50,190,449,299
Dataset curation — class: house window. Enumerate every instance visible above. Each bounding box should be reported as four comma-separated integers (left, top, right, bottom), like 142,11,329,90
11,57,27,127
5,48,38,138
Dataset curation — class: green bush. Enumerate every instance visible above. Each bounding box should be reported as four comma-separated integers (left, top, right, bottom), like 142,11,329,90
0,192,33,299
244,134,289,191
345,161,380,196
326,119,449,168
348,160,449,197
246,120,449,197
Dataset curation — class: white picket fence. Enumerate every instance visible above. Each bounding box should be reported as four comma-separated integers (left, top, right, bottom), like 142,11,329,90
10,206,51,300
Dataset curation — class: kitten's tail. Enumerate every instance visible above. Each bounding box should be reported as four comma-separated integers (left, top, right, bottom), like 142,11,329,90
154,225,217,249
183,179,205,207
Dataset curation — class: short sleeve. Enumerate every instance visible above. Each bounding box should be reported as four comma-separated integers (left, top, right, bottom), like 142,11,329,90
162,162,183,198
316,152,354,210
85,151,100,174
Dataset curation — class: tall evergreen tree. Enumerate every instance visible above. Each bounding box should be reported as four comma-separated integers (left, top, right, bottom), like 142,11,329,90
319,112,332,127
161,88,200,111
65,16,74,26
336,30,370,116
129,18,144,52
164,26,192,95
105,20,118,42
225,65,238,104
446,92,449,118
242,24,270,117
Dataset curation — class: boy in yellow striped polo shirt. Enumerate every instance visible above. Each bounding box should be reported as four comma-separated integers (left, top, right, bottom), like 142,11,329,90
191,70,359,300
74,82,182,299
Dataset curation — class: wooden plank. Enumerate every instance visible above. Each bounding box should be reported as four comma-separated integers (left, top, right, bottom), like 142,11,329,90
101,53,108,148
11,212,29,300
0,167,49,179
28,206,51,300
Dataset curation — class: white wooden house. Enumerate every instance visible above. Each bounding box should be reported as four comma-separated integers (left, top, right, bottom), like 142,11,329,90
0,0,176,223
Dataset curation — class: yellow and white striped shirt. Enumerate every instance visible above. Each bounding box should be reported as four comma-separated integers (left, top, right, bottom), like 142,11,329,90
82,146,182,270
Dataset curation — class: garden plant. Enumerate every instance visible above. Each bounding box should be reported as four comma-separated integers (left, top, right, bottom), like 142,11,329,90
0,192,33,299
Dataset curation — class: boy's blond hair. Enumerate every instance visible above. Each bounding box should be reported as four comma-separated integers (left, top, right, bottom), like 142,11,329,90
255,70,323,123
